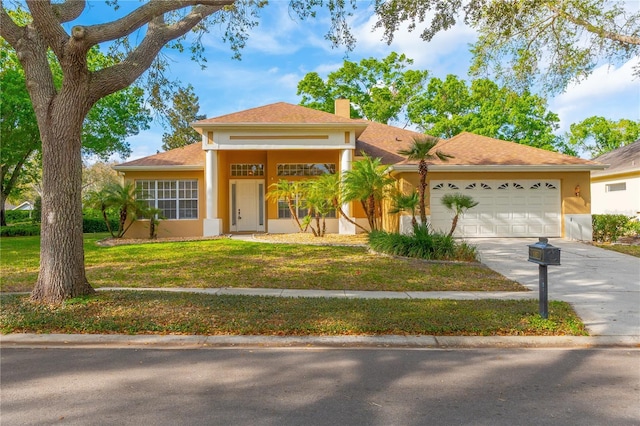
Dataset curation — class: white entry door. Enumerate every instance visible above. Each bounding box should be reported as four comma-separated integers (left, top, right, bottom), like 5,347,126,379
230,180,265,232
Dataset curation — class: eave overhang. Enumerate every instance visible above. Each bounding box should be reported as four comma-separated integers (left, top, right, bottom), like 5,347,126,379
112,165,204,172
390,164,608,173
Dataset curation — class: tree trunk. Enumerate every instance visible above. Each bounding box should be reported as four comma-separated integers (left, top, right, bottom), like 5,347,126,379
30,97,94,303
448,214,459,238
418,162,427,225
0,193,6,227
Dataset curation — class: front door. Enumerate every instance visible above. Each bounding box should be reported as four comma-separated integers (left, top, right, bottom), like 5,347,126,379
230,180,265,232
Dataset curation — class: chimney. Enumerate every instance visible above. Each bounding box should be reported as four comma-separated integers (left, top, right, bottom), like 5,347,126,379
334,99,350,119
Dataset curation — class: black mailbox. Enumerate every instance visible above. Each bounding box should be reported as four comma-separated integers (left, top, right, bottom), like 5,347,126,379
528,238,560,266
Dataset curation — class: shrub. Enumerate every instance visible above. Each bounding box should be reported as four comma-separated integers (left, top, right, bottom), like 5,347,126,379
369,225,478,261
0,224,41,237
592,214,632,242
5,210,32,224
32,197,42,223
624,218,640,237
82,217,118,233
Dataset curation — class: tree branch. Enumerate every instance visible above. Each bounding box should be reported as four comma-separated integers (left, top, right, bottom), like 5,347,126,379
25,0,70,58
80,0,235,46
88,4,225,102
0,4,24,46
548,4,640,46
51,0,85,24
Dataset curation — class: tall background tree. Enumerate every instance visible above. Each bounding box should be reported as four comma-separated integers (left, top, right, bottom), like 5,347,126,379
372,0,640,93
566,117,640,158
297,52,429,125
407,75,562,150
161,84,206,151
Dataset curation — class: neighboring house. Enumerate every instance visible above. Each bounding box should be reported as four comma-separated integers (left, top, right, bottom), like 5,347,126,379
12,201,34,211
114,100,604,240
591,140,640,218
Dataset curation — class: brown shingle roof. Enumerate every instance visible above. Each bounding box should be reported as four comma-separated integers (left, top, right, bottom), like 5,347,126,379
193,102,357,125
395,132,600,167
591,140,640,176
115,142,204,169
355,120,427,164
115,104,603,170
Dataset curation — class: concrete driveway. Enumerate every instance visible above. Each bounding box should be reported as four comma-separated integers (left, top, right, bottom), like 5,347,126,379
474,238,640,337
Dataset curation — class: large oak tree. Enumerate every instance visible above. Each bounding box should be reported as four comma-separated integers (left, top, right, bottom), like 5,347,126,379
0,0,244,303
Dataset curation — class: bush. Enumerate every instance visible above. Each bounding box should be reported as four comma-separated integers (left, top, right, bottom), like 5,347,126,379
5,210,32,224
369,225,477,261
0,224,41,237
0,213,118,237
82,217,118,233
82,209,119,234
592,214,633,242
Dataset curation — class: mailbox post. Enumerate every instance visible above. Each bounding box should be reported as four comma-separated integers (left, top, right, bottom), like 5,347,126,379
527,238,561,319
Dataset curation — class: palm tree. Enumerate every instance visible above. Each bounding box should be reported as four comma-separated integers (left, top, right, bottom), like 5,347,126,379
397,136,452,225
314,172,369,234
300,178,334,237
342,153,394,232
104,182,144,238
267,180,306,232
84,187,115,237
389,190,420,229
441,193,479,237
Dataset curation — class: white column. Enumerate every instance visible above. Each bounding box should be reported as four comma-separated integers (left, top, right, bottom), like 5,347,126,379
203,149,222,236
339,148,356,234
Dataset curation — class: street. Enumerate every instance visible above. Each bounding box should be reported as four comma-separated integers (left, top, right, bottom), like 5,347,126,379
2,347,639,425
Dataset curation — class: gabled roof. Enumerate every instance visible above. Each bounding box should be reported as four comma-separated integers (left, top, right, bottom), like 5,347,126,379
429,132,599,167
114,103,604,171
114,142,204,170
355,120,423,164
193,102,359,126
591,140,640,177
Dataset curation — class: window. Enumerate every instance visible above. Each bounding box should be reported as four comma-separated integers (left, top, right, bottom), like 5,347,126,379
606,182,626,192
277,193,335,219
135,180,198,219
231,164,264,176
277,163,336,176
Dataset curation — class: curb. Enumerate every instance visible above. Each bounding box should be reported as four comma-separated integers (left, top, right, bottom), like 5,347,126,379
2,333,639,349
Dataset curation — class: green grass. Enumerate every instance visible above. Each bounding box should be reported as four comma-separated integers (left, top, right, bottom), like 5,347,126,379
0,292,587,336
1,234,523,292
594,243,640,258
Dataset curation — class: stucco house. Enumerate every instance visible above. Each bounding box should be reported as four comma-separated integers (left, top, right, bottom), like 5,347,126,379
114,100,604,240
591,140,640,218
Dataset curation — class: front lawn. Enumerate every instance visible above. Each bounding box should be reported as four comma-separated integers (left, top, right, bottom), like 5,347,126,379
0,234,523,293
594,243,640,258
0,292,586,336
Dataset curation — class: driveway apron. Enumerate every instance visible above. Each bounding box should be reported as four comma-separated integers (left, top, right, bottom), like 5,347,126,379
474,238,640,337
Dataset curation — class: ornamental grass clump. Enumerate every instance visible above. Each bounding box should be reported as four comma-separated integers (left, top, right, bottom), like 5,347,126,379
369,225,477,262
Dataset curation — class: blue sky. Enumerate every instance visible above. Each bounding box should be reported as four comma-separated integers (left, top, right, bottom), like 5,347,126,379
77,1,640,161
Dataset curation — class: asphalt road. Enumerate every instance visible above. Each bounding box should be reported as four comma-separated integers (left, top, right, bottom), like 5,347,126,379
2,347,639,425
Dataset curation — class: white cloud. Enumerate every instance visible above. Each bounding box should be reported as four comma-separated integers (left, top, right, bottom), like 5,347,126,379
311,62,344,76
551,59,640,132
350,10,477,77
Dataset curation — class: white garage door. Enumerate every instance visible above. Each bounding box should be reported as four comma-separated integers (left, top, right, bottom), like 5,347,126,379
429,180,561,238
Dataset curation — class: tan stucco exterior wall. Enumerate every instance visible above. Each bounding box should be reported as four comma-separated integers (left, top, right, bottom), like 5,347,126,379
217,149,366,233
120,170,205,239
